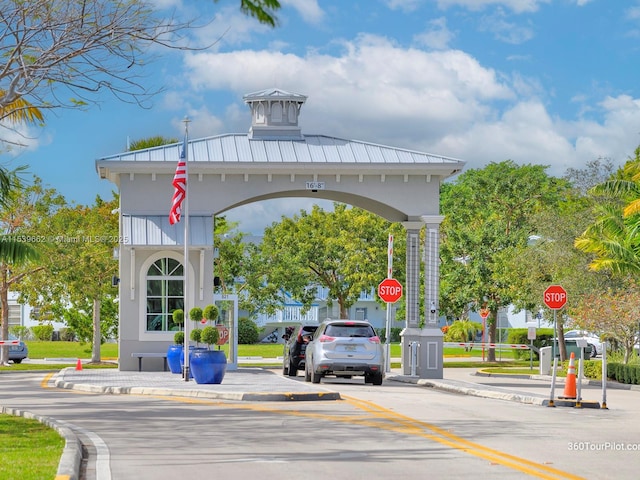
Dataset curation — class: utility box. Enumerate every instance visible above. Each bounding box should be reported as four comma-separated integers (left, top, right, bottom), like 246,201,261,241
539,346,552,375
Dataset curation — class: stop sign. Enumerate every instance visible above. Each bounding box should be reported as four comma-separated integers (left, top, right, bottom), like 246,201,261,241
378,278,403,303
544,285,567,310
216,325,230,345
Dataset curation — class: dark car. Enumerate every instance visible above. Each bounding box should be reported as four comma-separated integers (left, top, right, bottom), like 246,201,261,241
282,324,319,377
7,335,28,364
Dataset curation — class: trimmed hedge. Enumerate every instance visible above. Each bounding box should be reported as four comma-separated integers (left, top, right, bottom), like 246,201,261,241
607,362,640,385
507,328,555,360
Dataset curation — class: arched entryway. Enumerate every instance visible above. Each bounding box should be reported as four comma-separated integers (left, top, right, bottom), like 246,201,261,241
96,88,465,377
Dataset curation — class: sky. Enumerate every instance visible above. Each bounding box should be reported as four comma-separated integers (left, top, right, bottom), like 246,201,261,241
4,0,640,234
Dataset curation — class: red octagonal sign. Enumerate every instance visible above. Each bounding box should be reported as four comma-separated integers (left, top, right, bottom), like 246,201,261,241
543,285,567,310
378,278,403,303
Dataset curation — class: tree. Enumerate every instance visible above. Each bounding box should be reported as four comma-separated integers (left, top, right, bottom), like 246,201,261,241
19,194,119,363
575,148,640,276
439,161,570,361
128,136,178,151
570,282,640,363
494,159,619,360
248,203,405,319
0,174,60,365
0,0,281,140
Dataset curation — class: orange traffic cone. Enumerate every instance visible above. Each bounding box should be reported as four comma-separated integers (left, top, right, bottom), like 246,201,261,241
75,358,83,371
560,352,576,399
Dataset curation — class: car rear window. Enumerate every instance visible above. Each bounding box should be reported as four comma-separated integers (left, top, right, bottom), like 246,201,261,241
325,324,374,338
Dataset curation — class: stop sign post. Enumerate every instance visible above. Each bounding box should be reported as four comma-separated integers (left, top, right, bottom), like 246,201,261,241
544,285,567,310
378,278,403,303
544,284,567,362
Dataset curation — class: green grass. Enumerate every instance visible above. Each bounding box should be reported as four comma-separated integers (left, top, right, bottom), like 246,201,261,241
25,341,118,359
0,414,64,480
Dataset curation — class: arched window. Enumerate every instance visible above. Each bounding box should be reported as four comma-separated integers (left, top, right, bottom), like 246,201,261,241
146,258,183,332
256,103,265,123
271,102,282,122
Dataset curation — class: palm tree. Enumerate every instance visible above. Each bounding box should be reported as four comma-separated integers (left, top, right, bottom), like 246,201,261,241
0,91,44,125
575,148,640,275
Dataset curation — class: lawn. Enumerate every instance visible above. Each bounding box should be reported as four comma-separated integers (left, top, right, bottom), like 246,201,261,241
20,340,524,361
0,414,64,480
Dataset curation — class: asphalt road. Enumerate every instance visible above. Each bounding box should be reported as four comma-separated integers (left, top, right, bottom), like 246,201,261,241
2,368,640,480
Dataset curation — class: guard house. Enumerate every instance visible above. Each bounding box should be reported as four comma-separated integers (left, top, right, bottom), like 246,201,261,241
96,88,465,377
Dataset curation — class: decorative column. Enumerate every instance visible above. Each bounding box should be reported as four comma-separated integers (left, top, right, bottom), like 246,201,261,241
422,215,444,326
403,223,422,329
400,216,445,379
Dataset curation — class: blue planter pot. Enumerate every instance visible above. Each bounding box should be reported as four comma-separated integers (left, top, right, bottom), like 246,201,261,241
167,345,183,374
179,346,206,379
190,349,227,384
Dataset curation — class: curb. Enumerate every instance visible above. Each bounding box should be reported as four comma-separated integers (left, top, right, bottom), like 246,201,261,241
0,406,81,480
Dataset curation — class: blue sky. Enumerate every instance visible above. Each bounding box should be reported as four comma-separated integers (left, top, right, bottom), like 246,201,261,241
5,0,640,233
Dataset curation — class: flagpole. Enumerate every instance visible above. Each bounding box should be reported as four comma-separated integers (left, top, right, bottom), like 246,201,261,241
182,117,191,381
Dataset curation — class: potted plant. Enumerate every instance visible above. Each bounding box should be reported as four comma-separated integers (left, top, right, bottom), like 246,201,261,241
167,310,185,374
189,306,203,324
202,304,219,324
190,328,202,347
190,325,227,384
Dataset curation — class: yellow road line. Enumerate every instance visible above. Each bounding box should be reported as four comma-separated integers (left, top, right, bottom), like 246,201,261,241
343,395,584,480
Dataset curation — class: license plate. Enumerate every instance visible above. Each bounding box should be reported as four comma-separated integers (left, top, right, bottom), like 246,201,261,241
344,345,356,352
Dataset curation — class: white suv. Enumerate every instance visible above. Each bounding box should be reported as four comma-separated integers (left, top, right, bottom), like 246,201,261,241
304,319,385,385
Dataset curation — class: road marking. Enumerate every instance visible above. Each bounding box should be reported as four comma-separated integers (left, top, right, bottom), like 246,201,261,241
343,395,584,480
41,373,112,480
148,393,583,479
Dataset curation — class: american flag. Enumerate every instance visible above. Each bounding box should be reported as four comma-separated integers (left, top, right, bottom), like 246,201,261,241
169,142,186,225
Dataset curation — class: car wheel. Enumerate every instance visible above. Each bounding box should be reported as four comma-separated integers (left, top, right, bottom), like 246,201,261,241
283,362,289,376
311,368,322,384
364,373,372,384
305,364,311,382
589,344,598,359
288,361,297,377
12,359,22,364
372,372,383,385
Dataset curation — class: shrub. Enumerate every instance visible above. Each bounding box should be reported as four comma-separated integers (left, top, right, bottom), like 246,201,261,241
31,324,54,341
201,325,219,348
190,328,201,345
172,309,184,325
582,360,601,380
202,304,218,322
507,328,555,360
376,327,402,343
59,328,76,342
238,317,259,344
189,307,203,322
174,331,184,345
9,326,30,340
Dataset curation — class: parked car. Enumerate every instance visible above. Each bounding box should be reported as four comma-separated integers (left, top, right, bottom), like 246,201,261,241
7,335,28,364
563,330,602,358
304,319,385,385
282,324,319,377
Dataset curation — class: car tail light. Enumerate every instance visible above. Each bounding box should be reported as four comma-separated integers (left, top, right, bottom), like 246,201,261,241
368,336,381,344
319,335,335,343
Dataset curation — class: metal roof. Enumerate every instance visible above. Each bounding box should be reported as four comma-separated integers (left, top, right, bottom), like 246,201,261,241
96,134,464,170
122,215,213,247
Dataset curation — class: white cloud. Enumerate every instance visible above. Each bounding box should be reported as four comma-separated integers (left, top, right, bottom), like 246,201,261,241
176,31,640,231
414,17,455,50
435,0,550,14
478,9,535,44
281,0,325,24
183,34,513,145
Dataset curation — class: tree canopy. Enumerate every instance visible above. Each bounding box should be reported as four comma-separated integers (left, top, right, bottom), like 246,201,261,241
0,0,281,145
439,160,570,360
246,203,405,319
